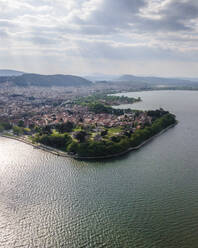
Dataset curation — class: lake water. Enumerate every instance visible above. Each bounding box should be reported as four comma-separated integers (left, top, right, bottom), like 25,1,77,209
1,90,198,248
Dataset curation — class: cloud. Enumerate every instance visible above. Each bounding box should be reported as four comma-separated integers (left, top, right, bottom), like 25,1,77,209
67,39,198,63
72,0,147,33
73,0,198,33
0,0,198,77
139,0,198,32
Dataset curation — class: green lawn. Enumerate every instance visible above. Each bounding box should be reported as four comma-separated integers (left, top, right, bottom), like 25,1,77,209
107,127,122,136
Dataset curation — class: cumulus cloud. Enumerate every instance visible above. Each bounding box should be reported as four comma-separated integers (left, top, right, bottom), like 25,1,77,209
0,0,198,76
138,0,198,31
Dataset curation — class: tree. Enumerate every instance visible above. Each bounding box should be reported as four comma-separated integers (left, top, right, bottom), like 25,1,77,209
75,131,87,143
41,125,52,135
111,135,122,143
18,120,25,127
13,126,23,135
36,133,71,150
0,122,12,130
56,121,74,133
101,129,108,136
29,123,35,130
0,125,4,132
67,141,78,153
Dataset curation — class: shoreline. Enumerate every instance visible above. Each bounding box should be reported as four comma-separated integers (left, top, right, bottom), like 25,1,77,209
0,122,177,160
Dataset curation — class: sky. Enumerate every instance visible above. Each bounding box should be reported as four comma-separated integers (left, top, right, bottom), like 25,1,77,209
0,0,198,77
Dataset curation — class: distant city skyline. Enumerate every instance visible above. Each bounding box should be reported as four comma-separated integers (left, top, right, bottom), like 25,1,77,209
1,0,198,77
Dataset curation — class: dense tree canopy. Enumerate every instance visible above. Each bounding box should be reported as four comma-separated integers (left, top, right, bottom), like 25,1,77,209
32,112,176,158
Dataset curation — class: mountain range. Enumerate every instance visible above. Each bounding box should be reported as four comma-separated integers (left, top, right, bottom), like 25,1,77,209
1,70,198,88
0,72,92,87
0,69,24,77
117,74,198,86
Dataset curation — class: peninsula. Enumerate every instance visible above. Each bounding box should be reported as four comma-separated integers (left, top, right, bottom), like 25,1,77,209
0,93,176,159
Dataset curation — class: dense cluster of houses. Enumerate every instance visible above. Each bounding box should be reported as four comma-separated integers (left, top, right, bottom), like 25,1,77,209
0,86,151,131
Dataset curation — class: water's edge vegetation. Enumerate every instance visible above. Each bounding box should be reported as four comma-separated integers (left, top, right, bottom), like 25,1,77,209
34,113,177,159
0,93,177,160
1,114,177,160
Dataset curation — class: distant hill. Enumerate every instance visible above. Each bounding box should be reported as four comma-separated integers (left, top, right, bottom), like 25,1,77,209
178,77,198,82
84,73,119,82
1,71,198,89
0,73,93,87
118,74,198,86
0,69,24,76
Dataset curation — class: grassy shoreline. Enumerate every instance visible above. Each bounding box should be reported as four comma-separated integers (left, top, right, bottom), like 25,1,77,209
0,122,177,160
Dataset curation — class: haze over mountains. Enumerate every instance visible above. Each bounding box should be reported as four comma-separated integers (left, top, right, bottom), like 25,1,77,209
118,75,198,86
0,69,198,88
84,73,119,82
0,72,92,87
0,69,24,77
